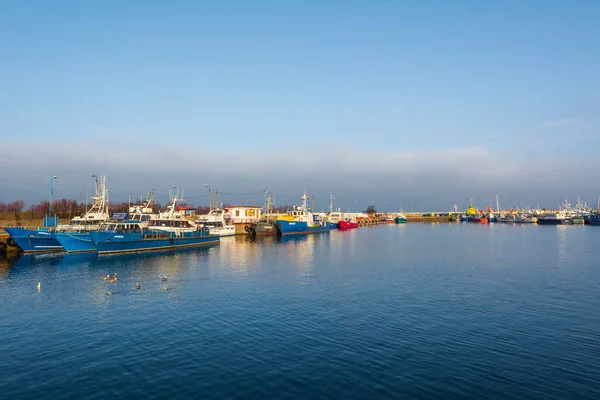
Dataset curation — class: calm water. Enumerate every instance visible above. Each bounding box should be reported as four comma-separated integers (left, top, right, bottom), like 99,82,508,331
1,224,600,399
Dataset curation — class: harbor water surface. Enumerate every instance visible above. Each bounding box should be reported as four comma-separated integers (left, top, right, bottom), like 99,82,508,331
1,224,600,399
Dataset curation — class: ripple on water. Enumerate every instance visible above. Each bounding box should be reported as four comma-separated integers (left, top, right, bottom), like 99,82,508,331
2,225,600,399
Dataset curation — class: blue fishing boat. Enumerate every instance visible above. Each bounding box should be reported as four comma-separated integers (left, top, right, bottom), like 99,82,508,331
89,223,218,254
55,191,156,254
276,192,331,236
89,188,219,254
4,227,64,253
5,175,110,253
587,213,600,225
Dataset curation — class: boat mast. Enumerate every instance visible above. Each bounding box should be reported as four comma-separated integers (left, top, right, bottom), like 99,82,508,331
496,195,500,213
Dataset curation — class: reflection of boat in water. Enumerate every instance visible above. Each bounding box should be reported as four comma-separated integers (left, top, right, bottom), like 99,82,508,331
0,252,22,278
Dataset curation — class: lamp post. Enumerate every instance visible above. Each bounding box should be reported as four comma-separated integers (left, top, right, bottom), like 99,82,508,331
49,176,58,218
205,184,212,211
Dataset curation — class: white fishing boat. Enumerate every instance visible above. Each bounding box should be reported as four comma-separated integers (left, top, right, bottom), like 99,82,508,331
56,175,110,232
194,208,235,237
127,191,157,227
148,188,198,233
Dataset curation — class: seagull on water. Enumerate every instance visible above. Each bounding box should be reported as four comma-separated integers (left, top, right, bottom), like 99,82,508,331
135,283,140,290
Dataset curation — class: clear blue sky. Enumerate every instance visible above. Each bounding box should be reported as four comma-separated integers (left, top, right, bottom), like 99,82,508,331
1,0,599,211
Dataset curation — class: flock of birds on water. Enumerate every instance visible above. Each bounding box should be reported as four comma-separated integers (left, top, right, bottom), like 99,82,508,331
36,273,171,296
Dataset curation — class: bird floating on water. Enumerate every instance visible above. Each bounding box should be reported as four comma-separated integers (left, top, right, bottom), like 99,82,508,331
161,276,168,282
103,275,110,280
37,282,41,291
108,277,117,283
106,291,113,296
135,283,140,290
163,285,169,291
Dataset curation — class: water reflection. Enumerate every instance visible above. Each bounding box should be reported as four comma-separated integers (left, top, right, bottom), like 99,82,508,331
0,252,21,280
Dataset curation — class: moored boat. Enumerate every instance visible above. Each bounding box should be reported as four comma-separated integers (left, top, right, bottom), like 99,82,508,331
276,192,330,236
89,222,218,255
194,208,235,237
5,175,110,253
588,213,600,225
395,214,407,224
496,214,537,223
55,191,156,254
537,210,573,225
247,220,280,236
338,218,359,230
89,188,219,254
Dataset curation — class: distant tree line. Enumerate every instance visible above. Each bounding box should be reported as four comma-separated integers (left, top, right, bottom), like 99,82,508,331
0,199,296,219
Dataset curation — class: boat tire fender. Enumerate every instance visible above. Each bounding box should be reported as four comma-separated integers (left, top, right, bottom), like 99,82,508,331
0,241,6,252
244,225,249,232
6,238,16,247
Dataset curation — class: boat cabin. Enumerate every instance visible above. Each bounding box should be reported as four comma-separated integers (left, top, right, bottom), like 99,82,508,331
225,206,263,224
148,219,195,228
99,221,144,233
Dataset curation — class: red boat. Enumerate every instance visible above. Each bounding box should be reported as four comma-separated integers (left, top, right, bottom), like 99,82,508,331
338,220,359,230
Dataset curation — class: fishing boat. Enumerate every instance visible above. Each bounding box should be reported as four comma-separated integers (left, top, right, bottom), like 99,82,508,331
194,208,235,237
394,213,407,224
496,213,537,223
276,192,331,236
55,191,156,254
461,199,478,222
324,196,345,228
537,210,573,225
5,175,110,253
89,188,219,254
588,213,600,226
246,220,280,236
338,217,359,230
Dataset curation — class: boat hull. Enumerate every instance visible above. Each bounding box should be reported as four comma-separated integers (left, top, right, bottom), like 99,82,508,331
394,217,407,224
537,218,573,225
338,220,358,230
276,220,330,236
54,233,95,253
4,228,63,253
326,222,339,229
89,231,219,254
247,221,279,236
588,215,600,225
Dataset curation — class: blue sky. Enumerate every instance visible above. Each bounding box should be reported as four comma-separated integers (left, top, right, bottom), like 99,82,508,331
1,1,599,211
